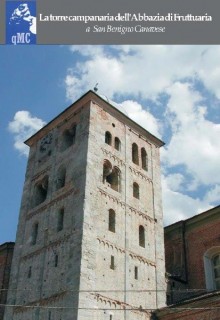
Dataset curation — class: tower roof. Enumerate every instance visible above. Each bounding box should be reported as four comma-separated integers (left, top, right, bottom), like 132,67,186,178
25,90,165,147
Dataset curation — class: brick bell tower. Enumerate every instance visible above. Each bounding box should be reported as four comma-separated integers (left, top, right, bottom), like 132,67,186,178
4,91,166,320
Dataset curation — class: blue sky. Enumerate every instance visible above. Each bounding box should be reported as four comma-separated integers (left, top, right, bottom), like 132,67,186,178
0,45,220,244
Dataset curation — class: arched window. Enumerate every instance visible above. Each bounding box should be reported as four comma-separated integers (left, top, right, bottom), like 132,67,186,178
60,124,76,151
56,165,66,190
139,225,145,248
103,160,112,182
103,160,121,192
204,247,220,291
105,131,112,145
32,176,48,207
141,148,148,171
133,182,140,199
114,137,121,151
106,167,121,192
109,209,116,233
57,208,64,232
31,222,39,245
132,143,139,165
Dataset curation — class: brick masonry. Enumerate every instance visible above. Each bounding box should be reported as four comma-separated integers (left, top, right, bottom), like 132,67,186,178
0,242,14,320
155,205,220,319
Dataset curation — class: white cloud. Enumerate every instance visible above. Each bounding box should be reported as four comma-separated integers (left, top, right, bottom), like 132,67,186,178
64,45,220,225
163,82,220,185
120,100,161,138
162,175,212,226
205,185,220,204
164,173,185,192
8,111,46,156
65,45,220,101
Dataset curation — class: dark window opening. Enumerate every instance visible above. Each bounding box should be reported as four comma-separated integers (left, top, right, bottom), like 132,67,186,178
103,160,112,182
56,166,66,190
134,266,138,280
55,254,58,267
114,137,121,151
48,311,51,320
141,148,148,171
31,223,39,245
132,143,139,165
133,182,140,199
139,225,145,248
33,176,49,207
105,131,112,145
28,266,32,278
108,209,116,233
57,208,64,232
61,124,76,151
106,167,121,192
103,161,121,192
110,255,115,270
110,315,113,320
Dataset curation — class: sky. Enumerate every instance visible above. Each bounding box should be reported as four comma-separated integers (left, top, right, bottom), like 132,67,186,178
0,45,220,244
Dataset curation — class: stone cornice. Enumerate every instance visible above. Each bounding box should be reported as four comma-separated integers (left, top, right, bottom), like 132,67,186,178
92,293,150,315
98,188,125,208
31,166,51,181
20,232,78,262
97,237,155,267
14,291,67,313
129,166,152,182
101,147,125,167
98,188,154,222
128,205,154,223
26,187,75,220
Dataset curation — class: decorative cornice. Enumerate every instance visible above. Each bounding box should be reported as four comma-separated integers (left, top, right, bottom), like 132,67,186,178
128,252,156,267
127,206,154,223
31,166,51,181
129,166,152,182
20,233,75,262
26,187,75,220
97,237,125,254
97,237,155,267
92,293,150,315
101,147,125,167
14,291,67,313
98,188,154,223
98,188,125,208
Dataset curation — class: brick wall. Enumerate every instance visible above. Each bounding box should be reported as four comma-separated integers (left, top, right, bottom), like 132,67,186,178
154,291,220,320
0,242,14,320
164,206,220,305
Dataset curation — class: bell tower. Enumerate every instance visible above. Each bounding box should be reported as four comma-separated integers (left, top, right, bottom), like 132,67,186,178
4,91,165,320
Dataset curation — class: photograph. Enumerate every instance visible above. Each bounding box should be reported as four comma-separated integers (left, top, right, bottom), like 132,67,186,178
1,2,220,319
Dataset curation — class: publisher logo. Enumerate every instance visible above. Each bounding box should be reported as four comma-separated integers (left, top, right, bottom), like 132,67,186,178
6,1,36,45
